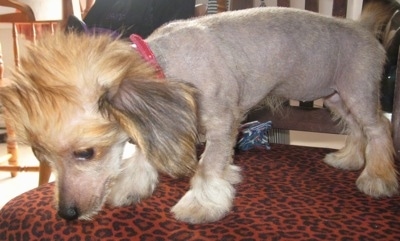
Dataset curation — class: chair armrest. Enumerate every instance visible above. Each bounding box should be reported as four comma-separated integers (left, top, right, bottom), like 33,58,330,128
0,0,35,22
0,0,66,22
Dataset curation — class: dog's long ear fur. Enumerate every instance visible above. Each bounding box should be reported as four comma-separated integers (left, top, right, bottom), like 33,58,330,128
99,78,199,177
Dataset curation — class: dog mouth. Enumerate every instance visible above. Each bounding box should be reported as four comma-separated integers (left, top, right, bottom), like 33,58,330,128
79,194,106,221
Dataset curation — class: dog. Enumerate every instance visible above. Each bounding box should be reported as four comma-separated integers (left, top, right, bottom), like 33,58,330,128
0,2,398,224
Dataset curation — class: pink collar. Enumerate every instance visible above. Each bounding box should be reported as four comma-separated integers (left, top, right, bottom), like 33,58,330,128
130,34,165,79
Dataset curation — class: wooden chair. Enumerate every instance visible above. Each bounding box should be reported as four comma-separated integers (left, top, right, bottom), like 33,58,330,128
0,0,81,185
195,3,208,17
0,41,23,178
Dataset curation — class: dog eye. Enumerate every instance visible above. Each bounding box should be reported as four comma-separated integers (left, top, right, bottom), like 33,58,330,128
73,148,95,160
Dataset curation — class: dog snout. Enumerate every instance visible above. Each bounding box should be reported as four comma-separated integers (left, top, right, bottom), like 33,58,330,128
57,205,80,221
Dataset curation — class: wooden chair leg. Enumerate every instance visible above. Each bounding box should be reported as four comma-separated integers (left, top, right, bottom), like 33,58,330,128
0,39,49,183
5,117,18,177
0,41,19,177
38,161,51,186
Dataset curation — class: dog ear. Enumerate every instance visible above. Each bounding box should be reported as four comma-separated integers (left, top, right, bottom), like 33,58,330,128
99,78,199,177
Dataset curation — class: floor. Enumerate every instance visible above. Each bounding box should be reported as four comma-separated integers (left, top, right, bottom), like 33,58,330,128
0,132,345,209
0,144,55,208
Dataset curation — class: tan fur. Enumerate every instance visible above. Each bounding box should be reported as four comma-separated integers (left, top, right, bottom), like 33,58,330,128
0,33,198,220
0,4,398,224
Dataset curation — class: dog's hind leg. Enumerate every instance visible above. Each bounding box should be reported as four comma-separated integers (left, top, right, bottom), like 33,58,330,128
107,146,158,206
323,93,366,171
355,113,398,197
324,91,398,197
171,110,242,224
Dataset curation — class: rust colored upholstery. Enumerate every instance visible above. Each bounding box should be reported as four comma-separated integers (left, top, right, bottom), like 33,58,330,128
1,145,400,240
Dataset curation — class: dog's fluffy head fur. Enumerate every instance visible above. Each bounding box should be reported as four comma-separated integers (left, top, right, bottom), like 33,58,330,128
0,32,199,218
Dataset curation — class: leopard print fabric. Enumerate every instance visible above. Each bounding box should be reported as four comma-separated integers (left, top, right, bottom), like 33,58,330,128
1,144,400,240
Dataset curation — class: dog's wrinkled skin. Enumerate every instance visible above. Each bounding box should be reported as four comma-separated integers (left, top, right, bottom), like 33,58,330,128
0,5,398,224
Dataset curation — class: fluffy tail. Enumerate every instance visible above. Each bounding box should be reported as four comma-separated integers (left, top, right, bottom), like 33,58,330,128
359,0,400,41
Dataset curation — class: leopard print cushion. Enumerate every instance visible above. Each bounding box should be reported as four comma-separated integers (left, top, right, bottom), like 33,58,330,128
1,144,400,240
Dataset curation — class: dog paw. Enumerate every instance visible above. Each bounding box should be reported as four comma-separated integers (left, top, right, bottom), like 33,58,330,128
323,150,364,171
107,156,159,206
223,164,242,185
356,171,399,197
171,176,236,224
107,173,158,206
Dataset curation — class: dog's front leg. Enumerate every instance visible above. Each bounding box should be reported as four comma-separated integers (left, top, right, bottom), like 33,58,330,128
172,115,242,224
107,145,158,206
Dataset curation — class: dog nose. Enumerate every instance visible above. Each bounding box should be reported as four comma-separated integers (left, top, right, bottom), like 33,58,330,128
57,206,80,220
